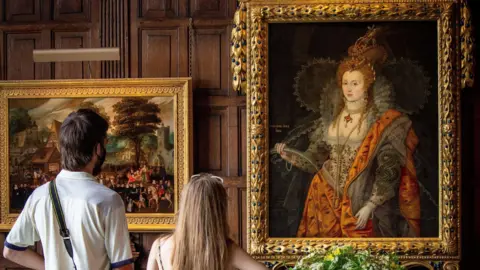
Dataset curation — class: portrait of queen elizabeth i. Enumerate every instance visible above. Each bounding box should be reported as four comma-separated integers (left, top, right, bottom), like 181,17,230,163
269,24,438,238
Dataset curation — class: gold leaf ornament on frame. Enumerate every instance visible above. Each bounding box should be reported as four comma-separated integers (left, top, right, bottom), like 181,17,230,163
460,0,475,89
231,2,247,93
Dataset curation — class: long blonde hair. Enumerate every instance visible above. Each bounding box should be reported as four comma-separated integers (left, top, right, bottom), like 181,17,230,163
172,173,230,270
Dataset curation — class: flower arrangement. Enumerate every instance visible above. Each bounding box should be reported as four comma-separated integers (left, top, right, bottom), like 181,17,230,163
289,246,405,270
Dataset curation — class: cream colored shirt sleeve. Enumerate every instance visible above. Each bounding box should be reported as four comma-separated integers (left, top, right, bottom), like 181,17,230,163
5,196,40,251
104,194,133,269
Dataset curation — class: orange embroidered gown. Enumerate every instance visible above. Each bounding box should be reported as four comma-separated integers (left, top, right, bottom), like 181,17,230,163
297,109,421,238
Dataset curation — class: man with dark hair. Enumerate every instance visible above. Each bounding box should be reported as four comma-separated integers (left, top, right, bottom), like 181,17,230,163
3,109,133,270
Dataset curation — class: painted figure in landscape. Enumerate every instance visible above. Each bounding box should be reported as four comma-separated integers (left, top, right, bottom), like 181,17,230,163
273,26,434,238
9,97,175,214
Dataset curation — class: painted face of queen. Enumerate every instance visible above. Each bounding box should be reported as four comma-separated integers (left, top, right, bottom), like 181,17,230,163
342,70,367,102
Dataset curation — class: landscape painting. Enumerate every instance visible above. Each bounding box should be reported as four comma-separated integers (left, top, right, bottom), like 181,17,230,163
0,78,192,230
8,97,176,214
9,97,175,213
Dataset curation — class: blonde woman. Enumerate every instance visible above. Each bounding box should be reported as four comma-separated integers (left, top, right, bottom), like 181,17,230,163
146,173,267,270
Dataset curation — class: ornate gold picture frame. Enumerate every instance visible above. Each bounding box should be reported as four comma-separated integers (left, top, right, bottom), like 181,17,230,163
232,0,474,268
0,78,193,232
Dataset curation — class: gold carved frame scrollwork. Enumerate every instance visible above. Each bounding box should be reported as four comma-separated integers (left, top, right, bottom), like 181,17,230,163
0,78,193,232
230,0,475,268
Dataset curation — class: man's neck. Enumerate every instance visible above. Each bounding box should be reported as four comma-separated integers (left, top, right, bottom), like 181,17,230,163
64,164,94,175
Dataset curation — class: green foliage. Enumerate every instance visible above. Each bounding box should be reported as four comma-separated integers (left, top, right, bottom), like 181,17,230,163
9,108,34,137
142,134,158,149
169,132,174,145
112,98,161,139
289,246,404,270
112,98,162,166
38,128,51,143
78,101,110,123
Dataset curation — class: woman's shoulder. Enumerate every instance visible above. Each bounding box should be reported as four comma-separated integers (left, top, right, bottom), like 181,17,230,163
152,234,173,251
147,235,173,270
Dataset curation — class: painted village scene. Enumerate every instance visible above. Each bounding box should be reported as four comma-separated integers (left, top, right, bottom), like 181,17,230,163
8,97,175,214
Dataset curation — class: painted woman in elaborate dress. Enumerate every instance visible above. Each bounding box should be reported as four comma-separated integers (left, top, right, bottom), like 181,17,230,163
273,27,428,238
141,164,150,183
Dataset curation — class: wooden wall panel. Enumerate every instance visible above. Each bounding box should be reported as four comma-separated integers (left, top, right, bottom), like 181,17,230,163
473,90,480,256
224,177,247,247
190,0,236,18
227,107,239,175
101,0,129,78
194,96,246,175
54,0,90,21
53,31,91,79
4,32,48,80
5,0,41,22
226,186,240,243
240,187,247,248
140,0,187,18
139,27,188,78
196,106,228,175
193,24,231,95
240,107,247,176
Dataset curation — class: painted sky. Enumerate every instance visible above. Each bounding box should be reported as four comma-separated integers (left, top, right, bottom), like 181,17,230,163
13,97,174,133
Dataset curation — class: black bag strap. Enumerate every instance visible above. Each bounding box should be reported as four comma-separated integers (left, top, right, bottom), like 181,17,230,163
49,180,77,269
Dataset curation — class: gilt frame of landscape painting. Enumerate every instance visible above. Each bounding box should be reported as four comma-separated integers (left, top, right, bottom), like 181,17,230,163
0,78,193,232
231,0,475,268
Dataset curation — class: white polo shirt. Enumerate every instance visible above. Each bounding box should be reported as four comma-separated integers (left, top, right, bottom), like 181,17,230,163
5,170,133,270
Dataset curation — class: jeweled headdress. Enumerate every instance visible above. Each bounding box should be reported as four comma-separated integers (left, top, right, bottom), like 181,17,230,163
337,26,391,87
293,25,430,115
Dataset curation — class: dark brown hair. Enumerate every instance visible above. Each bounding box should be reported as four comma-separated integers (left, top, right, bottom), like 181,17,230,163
59,109,109,171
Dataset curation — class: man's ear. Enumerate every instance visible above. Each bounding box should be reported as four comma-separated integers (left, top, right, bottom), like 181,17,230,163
95,142,102,156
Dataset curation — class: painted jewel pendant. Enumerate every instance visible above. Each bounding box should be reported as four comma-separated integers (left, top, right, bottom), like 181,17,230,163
344,113,353,125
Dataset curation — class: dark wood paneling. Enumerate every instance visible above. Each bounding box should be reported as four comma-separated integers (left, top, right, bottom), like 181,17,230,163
240,187,247,249
53,30,91,79
196,107,228,174
101,0,129,78
140,0,187,18
194,95,246,107
223,177,246,247
194,96,245,175
5,0,41,22
190,0,236,18
227,107,239,176
4,32,48,80
54,0,90,21
193,24,231,95
473,90,480,252
0,23,96,31
226,187,240,243
129,232,167,269
138,26,188,78
240,106,247,176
